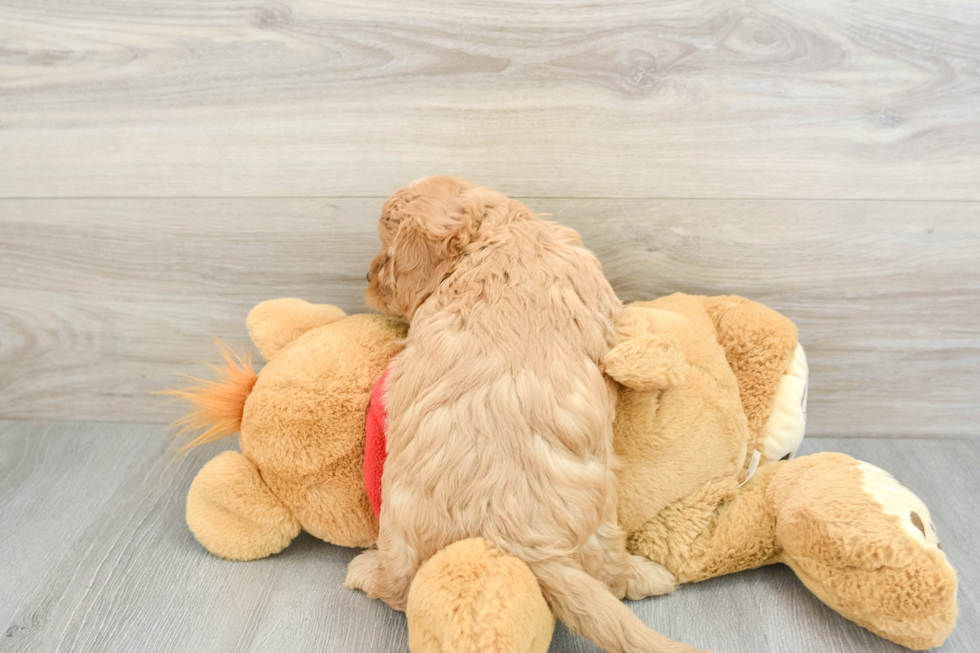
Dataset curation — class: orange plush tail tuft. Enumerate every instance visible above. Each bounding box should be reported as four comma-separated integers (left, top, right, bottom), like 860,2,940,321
162,341,258,450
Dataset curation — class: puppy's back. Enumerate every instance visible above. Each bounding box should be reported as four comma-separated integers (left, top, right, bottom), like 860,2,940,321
384,212,620,558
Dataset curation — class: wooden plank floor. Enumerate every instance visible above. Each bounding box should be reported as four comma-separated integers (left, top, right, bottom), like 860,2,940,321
0,420,976,652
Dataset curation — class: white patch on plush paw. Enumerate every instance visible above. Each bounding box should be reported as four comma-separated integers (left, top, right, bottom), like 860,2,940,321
857,462,942,549
760,343,808,463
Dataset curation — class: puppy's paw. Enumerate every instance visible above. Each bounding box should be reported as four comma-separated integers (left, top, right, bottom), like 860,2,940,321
625,554,676,600
345,549,380,597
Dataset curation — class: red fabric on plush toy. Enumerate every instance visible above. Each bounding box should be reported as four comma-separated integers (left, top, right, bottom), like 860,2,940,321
364,369,389,518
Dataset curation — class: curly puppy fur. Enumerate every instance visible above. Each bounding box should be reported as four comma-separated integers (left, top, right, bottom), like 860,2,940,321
346,176,699,653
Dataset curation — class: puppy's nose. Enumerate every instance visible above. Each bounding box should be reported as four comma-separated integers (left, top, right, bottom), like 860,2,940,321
366,271,371,282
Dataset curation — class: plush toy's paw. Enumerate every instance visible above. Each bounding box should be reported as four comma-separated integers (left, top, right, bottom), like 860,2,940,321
246,298,346,360
407,539,554,653
625,554,677,600
772,453,958,650
602,332,690,391
345,549,381,597
186,450,301,560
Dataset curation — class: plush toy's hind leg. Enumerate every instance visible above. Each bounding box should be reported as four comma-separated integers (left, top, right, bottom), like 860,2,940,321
406,539,555,653
770,453,958,650
627,471,781,584
186,450,301,560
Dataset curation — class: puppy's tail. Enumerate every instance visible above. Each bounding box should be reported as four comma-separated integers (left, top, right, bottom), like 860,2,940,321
161,341,258,450
529,559,704,653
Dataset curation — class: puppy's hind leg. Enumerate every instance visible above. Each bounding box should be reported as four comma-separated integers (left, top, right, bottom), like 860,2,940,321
588,518,676,600
345,549,381,598
626,554,677,600
346,526,423,613
373,531,424,612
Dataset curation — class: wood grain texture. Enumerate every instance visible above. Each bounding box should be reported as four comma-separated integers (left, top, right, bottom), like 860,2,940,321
2,198,978,436
1,422,976,652
1,0,979,199
2,2,976,647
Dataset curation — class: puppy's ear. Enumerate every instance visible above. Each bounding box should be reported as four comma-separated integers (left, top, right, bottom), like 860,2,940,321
387,214,463,319
399,184,513,255
450,186,514,251
381,181,515,319
406,188,479,255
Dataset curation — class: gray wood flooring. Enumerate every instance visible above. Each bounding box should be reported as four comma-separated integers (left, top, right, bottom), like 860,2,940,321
1,420,976,652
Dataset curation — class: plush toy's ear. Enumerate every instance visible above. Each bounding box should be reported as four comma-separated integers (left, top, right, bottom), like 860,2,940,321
246,298,346,360
187,450,301,560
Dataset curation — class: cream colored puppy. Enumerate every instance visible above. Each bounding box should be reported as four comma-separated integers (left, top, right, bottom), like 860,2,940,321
347,176,700,653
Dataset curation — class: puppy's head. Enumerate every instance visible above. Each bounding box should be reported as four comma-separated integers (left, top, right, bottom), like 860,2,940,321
366,175,511,319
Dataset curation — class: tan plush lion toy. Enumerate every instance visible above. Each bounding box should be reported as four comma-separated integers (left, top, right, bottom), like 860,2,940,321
171,295,957,652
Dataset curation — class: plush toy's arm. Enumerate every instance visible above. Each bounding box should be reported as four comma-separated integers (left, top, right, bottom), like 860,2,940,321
603,307,690,391
603,334,688,391
246,298,346,360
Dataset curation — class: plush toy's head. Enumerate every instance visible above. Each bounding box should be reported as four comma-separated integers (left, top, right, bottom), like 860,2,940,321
175,300,407,559
238,312,405,548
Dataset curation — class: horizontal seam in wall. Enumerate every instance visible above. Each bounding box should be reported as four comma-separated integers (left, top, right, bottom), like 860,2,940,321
1,196,980,202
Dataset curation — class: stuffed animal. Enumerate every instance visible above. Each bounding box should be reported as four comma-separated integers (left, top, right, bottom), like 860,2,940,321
604,293,958,651
170,296,957,652
171,299,405,559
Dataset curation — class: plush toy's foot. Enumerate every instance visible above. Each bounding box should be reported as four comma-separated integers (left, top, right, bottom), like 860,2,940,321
772,453,958,650
186,450,301,560
406,539,555,653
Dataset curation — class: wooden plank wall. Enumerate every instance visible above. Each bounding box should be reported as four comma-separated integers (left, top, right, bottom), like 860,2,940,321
1,0,978,436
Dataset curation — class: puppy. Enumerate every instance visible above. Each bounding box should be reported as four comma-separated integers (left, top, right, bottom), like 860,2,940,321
347,176,699,653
